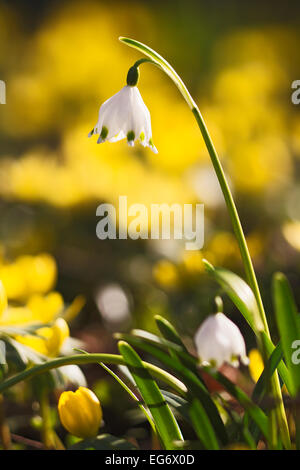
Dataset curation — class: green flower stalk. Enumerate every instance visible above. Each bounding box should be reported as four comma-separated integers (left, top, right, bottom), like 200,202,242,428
117,37,290,449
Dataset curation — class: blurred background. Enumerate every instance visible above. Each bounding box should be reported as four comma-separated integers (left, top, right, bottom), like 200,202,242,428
0,0,300,443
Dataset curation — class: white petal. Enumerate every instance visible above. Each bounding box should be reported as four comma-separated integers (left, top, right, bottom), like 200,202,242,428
194,313,247,368
90,86,157,152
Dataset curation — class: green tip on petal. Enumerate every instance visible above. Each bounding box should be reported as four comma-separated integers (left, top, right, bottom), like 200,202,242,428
100,126,108,139
140,131,145,142
127,130,135,142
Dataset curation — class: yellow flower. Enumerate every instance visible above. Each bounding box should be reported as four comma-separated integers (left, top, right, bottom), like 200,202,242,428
26,291,64,323
0,281,7,316
249,349,264,383
15,318,69,357
181,251,204,274
249,348,289,395
16,254,57,296
0,292,64,326
58,387,102,438
153,260,178,289
0,254,57,301
282,221,300,252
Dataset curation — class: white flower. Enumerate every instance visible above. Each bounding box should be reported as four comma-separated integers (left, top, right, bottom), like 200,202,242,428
88,85,158,153
194,312,249,368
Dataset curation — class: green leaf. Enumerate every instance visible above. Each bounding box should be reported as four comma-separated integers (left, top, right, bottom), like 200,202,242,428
69,434,137,450
122,327,196,370
99,362,156,434
203,260,264,332
154,316,199,371
162,390,219,449
203,367,269,440
118,341,183,450
243,341,284,443
116,332,227,446
273,272,300,396
252,341,284,403
0,353,187,396
189,397,220,449
161,390,190,423
261,332,293,395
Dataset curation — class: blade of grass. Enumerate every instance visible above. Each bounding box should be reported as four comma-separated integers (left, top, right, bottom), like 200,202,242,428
154,316,201,375
118,341,183,450
99,362,157,435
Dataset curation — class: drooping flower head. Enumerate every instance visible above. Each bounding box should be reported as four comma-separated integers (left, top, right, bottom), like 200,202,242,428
89,65,157,153
194,312,249,368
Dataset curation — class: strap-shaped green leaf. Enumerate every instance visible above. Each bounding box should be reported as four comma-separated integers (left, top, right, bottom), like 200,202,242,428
203,367,269,440
189,397,220,449
155,316,200,372
99,362,156,435
118,341,183,450
204,260,264,332
273,272,300,397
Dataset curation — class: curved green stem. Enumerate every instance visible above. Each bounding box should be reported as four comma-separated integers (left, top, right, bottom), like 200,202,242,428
119,36,290,449
0,353,187,396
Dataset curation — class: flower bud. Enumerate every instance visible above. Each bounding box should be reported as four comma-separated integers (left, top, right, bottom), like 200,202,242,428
58,386,102,438
126,66,139,86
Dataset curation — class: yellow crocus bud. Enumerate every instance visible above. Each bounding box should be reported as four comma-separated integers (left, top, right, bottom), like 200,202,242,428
58,387,102,438
0,281,7,316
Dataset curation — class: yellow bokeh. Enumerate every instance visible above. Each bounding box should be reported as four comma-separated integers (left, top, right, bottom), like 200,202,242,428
0,5,297,217
249,348,264,383
153,259,178,289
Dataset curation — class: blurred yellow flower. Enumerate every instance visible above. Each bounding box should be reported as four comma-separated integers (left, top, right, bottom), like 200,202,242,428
0,253,57,301
153,260,178,289
15,318,69,357
282,221,300,251
249,349,264,383
0,281,7,316
27,292,64,323
249,348,288,395
0,292,64,326
16,254,57,296
181,251,204,275
208,232,239,265
58,386,102,438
